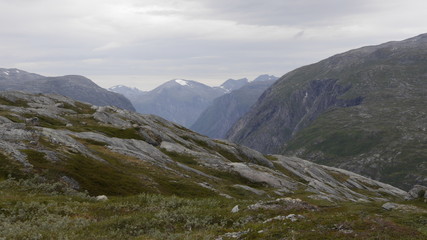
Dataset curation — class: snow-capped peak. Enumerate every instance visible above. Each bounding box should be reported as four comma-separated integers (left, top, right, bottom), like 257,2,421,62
175,79,189,86
110,85,127,90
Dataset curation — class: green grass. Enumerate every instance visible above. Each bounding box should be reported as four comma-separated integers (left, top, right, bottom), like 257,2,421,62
0,153,26,180
63,154,148,196
160,149,198,166
83,125,144,140
0,96,29,107
327,170,350,183
1,113,24,123
62,102,96,114
20,148,149,196
22,113,65,128
19,141,225,198
0,177,426,240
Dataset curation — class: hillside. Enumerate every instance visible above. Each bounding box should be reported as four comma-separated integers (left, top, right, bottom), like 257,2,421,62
191,79,276,138
0,91,426,239
226,33,427,190
0,68,135,111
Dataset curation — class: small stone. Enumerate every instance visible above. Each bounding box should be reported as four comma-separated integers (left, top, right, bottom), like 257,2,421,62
231,205,239,213
96,195,108,201
285,214,304,222
263,215,287,223
407,185,427,200
382,202,398,210
66,123,73,127
25,117,39,126
60,176,80,190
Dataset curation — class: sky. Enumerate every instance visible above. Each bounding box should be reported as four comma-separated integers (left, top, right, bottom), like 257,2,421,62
1,0,426,90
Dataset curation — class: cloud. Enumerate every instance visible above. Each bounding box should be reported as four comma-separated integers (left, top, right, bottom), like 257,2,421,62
0,0,426,90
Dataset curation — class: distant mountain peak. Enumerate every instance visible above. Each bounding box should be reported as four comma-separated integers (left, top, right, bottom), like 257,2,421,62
175,79,190,86
220,78,249,92
109,85,142,92
110,85,128,90
252,74,278,82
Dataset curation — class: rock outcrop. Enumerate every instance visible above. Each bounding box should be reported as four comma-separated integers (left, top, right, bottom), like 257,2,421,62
0,91,409,201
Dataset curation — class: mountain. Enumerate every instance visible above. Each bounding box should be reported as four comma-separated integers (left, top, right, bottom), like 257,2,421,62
111,79,226,127
253,74,279,82
109,85,147,100
191,79,277,138
0,68,135,111
226,34,427,190
1,91,425,239
219,78,249,92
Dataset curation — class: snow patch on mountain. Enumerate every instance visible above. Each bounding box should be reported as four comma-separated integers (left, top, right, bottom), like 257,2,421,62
175,79,189,86
109,85,126,90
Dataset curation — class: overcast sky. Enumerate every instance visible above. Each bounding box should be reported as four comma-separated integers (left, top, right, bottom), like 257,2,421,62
1,0,426,90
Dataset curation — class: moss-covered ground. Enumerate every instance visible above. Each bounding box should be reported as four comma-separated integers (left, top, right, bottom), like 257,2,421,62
0,176,426,239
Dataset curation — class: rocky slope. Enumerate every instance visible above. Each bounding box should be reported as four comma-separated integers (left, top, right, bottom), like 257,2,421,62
191,79,276,139
226,33,427,190
0,91,409,202
0,68,135,111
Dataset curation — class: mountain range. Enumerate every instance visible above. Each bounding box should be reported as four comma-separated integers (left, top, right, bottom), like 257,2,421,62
111,79,226,127
0,68,135,111
190,76,277,138
226,33,427,190
110,75,278,128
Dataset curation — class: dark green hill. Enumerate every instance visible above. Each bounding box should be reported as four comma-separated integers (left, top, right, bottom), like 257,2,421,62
226,34,427,190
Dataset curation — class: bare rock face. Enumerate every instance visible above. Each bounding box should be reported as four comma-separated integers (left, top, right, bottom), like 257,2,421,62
226,79,363,154
0,91,410,201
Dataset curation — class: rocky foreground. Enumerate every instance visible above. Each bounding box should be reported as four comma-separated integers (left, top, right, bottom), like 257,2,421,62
0,91,410,201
